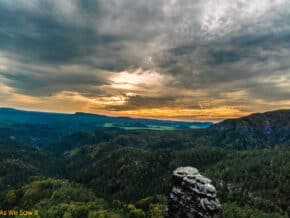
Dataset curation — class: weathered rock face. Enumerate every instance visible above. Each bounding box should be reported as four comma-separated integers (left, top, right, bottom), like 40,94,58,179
165,167,223,218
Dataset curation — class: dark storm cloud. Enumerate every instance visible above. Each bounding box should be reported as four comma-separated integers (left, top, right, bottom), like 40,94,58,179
0,0,290,115
155,30,290,104
105,95,177,111
0,0,139,97
0,0,133,69
0,2,89,64
207,49,242,65
0,70,109,97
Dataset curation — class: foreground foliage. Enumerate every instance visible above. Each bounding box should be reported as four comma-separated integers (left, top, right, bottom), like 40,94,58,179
2,177,165,218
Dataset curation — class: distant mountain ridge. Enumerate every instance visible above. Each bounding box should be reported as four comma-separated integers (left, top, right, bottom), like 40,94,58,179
0,108,212,146
1,107,290,149
208,109,290,149
217,109,290,127
0,107,212,127
213,110,290,131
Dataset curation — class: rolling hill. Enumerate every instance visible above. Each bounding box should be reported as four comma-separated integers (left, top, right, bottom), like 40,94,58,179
0,108,211,147
209,110,290,149
0,109,289,217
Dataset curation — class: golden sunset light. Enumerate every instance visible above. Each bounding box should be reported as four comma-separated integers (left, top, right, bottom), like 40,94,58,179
0,0,290,121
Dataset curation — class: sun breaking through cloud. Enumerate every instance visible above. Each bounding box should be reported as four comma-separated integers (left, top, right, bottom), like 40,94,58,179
0,0,290,121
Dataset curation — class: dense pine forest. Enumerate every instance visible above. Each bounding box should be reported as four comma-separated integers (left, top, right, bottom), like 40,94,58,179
0,109,289,217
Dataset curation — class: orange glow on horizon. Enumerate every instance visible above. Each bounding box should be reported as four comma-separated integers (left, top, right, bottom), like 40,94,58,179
106,107,251,122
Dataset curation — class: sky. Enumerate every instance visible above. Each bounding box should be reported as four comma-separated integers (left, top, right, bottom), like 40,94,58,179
0,0,290,121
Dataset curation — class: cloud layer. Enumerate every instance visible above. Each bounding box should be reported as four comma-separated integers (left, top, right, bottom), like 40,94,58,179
0,0,290,120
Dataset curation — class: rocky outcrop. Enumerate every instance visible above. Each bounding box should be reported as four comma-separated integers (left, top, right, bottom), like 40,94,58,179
165,167,223,218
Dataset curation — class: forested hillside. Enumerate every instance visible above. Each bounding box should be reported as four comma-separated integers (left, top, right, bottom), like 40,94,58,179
0,141,63,193
63,143,289,216
0,109,289,217
210,110,290,149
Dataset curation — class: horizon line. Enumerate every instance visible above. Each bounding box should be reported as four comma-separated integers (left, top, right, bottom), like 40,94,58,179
0,106,217,123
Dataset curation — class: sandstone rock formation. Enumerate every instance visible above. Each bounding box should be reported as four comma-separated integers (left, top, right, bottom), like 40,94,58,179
165,167,223,218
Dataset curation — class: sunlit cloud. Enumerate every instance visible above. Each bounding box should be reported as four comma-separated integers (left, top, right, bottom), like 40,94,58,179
110,68,170,91
0,0,290,120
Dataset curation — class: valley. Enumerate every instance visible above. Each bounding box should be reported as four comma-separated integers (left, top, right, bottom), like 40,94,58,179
0,109,289,217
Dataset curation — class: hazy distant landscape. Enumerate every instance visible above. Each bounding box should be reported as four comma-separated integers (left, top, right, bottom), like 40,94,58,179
0,108,211,147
